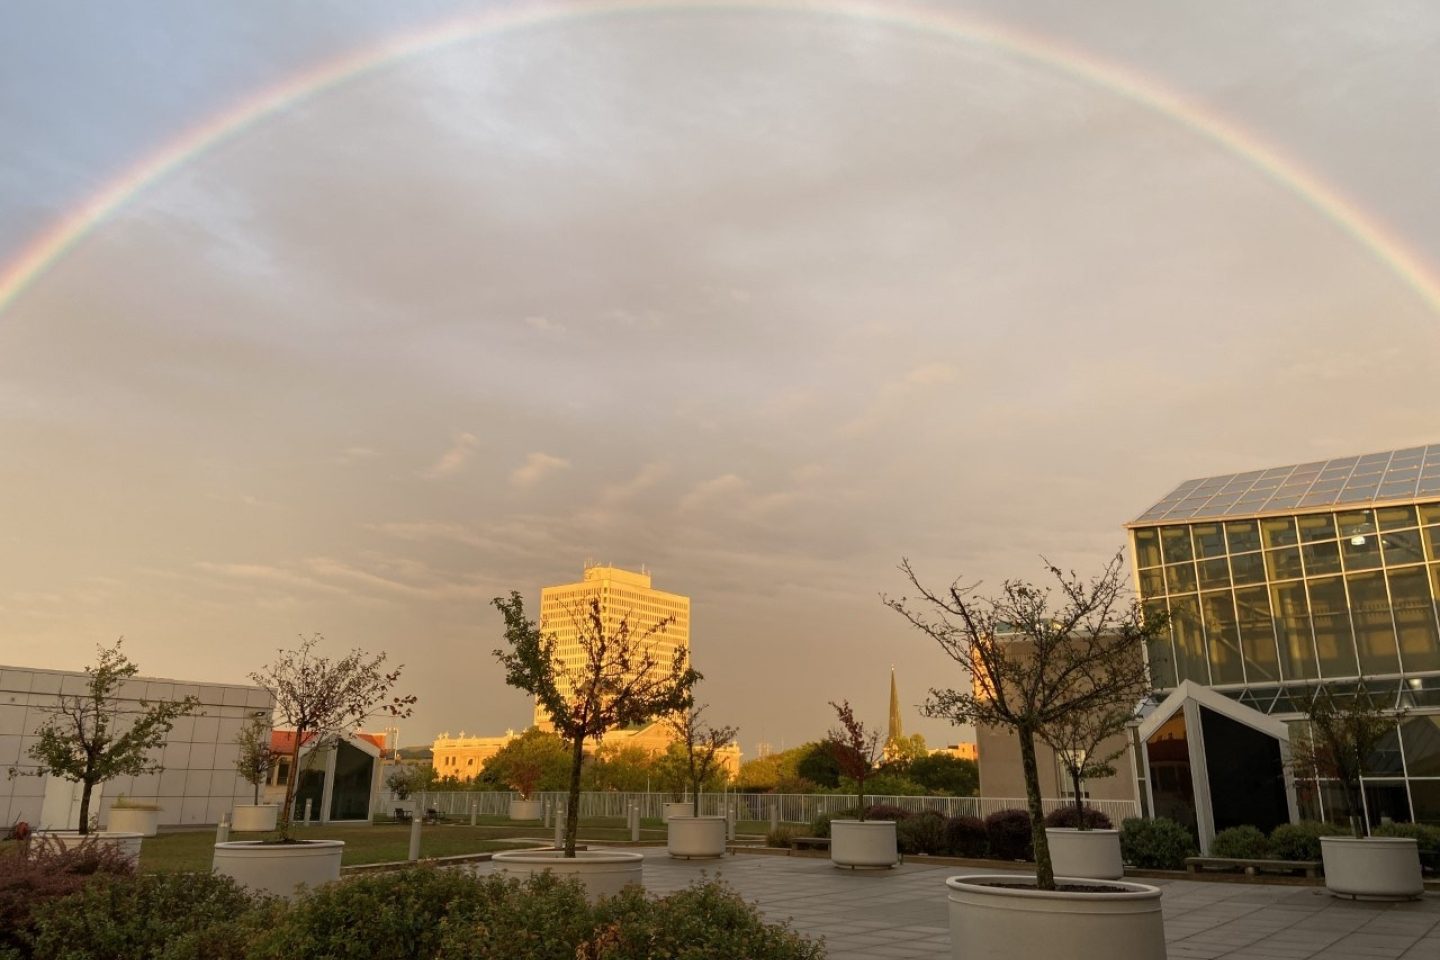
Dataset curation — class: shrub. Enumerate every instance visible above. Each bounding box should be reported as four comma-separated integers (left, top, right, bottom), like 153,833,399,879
1268,821,1338,861
810,809,854,838
1120,817,1196,869
766,825,806,848
1210,825,1270,860
26,871,264,960
943,815,988,857
1373,822,1440,859
581,880,823,960
896,810,948,855
254,868,591,960
0,835,135,957
1043,806,1113,830
861,804,913,822
984,809,1033,861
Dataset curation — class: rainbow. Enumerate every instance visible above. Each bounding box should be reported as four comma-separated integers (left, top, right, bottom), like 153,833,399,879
3,0,1437,316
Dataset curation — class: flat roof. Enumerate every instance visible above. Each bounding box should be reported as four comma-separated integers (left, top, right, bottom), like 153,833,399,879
1129,443,1440,526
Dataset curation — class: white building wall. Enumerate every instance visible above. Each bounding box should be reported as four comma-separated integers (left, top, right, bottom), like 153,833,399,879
0,664,274,829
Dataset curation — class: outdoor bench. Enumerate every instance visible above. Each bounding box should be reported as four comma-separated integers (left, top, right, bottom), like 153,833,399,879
1185,856,1320,878
789,837,831,853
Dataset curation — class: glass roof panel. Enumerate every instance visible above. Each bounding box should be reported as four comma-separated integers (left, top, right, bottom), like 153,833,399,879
1129,443,1440,525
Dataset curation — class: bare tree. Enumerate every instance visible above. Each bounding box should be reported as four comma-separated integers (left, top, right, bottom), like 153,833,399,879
1289,682,1401,836
493,591,698,856
249,635,415,840
826,700,886,821
666,703,738,817
8,641,198,834
883,551,1161,889
234,711,280,805
1041,701,1134,829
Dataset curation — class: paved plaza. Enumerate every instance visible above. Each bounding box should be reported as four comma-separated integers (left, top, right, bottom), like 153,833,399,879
471,850,1440,960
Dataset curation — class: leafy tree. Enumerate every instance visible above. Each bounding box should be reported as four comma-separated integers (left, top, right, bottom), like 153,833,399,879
825,700,885,822
906,753,978,796
736,744,812,792
885,551,1161,889
493,591,698,857
486,727,571,798
8,641,198,834
667,703,739,817
384,764,420,801
795,743,841,788
249,634,415,840
1290,682,1401,836
234,711,279,805
587,742,657,793
883,732,929,764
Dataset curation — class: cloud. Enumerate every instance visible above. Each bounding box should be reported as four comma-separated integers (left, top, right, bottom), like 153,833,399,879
510,452,571,488
840,361,960,436
904,362,957,386
679,473,747,512
524,315,566,335
334,445,380,465
600,461,669,505
424,433,478,479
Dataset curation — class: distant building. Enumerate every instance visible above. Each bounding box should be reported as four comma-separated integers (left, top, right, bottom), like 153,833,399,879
431,730,519,779
933,743,979,762
1,662,273,829
535,564,690,731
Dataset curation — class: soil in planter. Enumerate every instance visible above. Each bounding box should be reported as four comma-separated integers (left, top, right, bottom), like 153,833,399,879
978,881,1132,894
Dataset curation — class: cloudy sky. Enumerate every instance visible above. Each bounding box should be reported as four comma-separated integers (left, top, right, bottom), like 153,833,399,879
2,1,1438,754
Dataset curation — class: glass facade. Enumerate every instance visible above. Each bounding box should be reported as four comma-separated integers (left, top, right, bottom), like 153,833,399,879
1130,451,1440,826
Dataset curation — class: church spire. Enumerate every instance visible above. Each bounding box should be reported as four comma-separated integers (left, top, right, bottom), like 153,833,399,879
887,665,903,744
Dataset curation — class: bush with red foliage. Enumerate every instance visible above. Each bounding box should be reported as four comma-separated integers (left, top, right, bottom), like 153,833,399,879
984,808,1034,861
1043,806,1113,830
0,834,134,956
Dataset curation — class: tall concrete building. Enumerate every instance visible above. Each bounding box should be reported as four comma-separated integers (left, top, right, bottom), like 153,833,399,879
534,564,691,731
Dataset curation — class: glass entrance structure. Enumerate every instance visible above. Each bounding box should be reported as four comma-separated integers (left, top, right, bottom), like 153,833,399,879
1128,443,1440,826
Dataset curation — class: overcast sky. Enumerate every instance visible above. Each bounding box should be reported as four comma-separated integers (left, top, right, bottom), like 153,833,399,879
2,1,1438,755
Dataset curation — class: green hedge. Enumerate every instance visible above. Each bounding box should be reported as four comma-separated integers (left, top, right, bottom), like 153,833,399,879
17,867,823,960
1210,825,1270,860
1119,817,1196,870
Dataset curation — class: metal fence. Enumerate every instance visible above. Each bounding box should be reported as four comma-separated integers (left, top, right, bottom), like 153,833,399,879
400,790,1139,825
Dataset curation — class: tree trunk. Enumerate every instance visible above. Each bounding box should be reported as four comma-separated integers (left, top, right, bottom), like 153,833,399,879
280,735,304,840
692,778,701,818
77,780,94,836
1018,727,1053,889
1071,768,1085,828
564,735,585,857
857,775,866,822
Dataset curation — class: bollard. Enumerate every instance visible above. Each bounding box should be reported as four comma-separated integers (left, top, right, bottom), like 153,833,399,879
302,799,312,828
409,813,422,861
630,803,640,842
553,805,565,850
726,803,736,841
770,801,779,832
544,800,552,829
216,814,230,845
470,799,477,827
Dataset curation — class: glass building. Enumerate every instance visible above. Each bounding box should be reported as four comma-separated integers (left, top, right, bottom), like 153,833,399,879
1128,444,1440,827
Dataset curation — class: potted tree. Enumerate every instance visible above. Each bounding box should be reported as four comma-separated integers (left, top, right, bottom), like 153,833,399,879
232,711,281,832
9,641,197,862
1293,683,1422,900
485,727,569,820
384,764,420,821
665,703,738,859
212,635,414,897
1039,701,1132,880
490,591,698,899
824,700,897,868
886,552,1168,960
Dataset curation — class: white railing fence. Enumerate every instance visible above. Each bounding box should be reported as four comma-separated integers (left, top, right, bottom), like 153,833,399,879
395,790,1138,826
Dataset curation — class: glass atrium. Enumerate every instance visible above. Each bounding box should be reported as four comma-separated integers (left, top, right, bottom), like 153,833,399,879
1128,444,1440,825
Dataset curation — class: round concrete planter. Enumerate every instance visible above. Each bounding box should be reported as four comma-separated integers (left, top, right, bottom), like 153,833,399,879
946,875,1166,960
509,798,544,821
1045,828,1124,880
231,805,280,832
35,830,143,865
830,819,899,869
212,840,344,898
667,816,727,859
106,806,160,837
663,802,693,822
1320,836,1423,901
491,848,644,901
